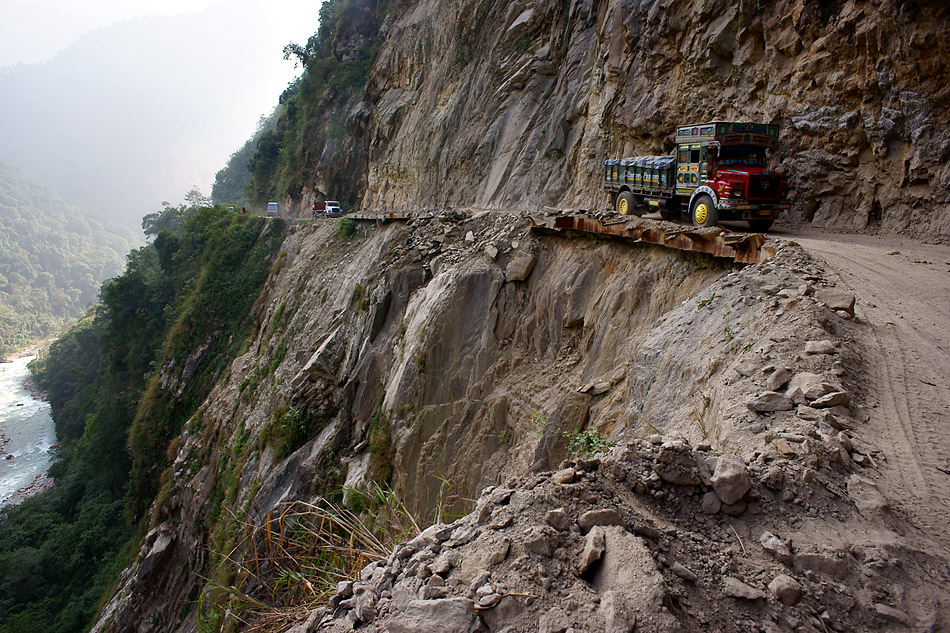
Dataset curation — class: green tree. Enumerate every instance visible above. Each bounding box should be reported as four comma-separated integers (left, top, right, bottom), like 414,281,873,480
184,186,211,210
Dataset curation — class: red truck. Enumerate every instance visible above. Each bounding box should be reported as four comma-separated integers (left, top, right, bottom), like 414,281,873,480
604,121,790,231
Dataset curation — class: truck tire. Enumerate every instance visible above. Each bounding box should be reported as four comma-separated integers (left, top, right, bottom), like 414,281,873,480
616,191,634,216
691,194,718,228
748,219,774,232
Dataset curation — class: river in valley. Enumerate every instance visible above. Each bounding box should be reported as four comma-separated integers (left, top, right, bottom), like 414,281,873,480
0,356,56,508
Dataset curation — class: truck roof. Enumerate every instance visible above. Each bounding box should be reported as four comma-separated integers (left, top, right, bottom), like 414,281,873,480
675,122,779,148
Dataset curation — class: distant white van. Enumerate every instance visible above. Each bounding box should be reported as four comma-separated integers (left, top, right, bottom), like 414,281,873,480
266,202,279,217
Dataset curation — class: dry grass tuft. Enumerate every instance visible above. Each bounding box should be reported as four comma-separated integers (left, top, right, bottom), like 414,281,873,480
202,485,420,633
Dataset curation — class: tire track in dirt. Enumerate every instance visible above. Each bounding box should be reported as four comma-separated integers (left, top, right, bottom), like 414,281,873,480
791,231,950,547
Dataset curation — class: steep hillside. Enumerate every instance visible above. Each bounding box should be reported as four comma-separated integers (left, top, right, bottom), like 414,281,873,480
0,161,138,355
78,1,950,631
0,208,286,633
85,210,949,632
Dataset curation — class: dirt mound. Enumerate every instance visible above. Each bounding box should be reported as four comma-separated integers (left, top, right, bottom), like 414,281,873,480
306,435,948,632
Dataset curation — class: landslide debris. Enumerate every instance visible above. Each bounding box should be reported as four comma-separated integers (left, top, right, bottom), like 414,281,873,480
305,436,948,633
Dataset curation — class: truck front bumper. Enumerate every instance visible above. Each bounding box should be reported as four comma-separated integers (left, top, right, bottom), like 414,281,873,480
718,201,790,221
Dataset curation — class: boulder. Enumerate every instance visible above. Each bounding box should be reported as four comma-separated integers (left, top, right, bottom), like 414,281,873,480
766,366,793,391
768,574,803,605
723,577,766,600
701,491,722,514
578,508,625,533
577,526,606,573
771,438,797,458
746,391,794,412
721,500,747,516
524,527,555,557
505,253,537,282
353,586,377,623
811,391,850,408
670,561,699,584
387,598,478,633
759,531,793,564
546,508,571,531
816,289,856,317
711,455,753,505
873,603,912,626
786,372,836,403
804,340,836,355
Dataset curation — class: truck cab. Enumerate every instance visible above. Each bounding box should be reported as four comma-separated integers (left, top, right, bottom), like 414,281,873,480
324,201,343,217
673,122,789,230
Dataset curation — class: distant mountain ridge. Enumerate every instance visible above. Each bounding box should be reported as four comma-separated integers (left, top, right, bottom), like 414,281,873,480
0,161,139,355
0,0,310,226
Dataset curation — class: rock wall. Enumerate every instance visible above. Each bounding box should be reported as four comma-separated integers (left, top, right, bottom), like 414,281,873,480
351,0,950,235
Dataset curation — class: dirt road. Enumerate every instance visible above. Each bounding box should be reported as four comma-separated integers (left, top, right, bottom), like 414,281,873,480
776,228,950,549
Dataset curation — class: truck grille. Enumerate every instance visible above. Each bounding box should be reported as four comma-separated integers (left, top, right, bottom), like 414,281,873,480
748,173,781,200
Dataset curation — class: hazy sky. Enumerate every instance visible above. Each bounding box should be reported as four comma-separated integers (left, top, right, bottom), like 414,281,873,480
0,0,321,224
1,0,313,68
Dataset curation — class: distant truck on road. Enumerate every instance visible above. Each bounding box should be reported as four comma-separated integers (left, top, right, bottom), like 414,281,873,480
312,200,344,218
603,121,790,231
266,202,279,217
324,201,343,217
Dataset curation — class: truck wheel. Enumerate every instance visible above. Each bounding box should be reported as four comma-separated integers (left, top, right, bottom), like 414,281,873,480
691,194,718,228
616,191,634,216
748,219,774,232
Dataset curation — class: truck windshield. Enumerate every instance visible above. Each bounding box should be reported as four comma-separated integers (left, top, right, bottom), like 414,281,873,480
716,146,766,166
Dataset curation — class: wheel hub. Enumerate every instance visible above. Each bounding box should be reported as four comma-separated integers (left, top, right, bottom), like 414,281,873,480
695,203,708,224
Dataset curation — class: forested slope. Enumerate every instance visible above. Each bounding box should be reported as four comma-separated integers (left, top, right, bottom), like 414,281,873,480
0,161,138,355
0,207,286,633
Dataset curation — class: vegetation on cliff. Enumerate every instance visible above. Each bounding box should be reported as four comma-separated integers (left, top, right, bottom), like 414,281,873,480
0,207,285,633
218,0,391,210
0,161,138,356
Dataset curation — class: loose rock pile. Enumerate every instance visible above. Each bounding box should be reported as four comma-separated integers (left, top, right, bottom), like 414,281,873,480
296,423,948,632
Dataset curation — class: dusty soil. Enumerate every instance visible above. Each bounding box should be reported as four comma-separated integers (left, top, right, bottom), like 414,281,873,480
776,228,950,552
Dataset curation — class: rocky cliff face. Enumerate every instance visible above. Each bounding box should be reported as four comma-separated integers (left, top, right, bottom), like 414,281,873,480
348,0,949,234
